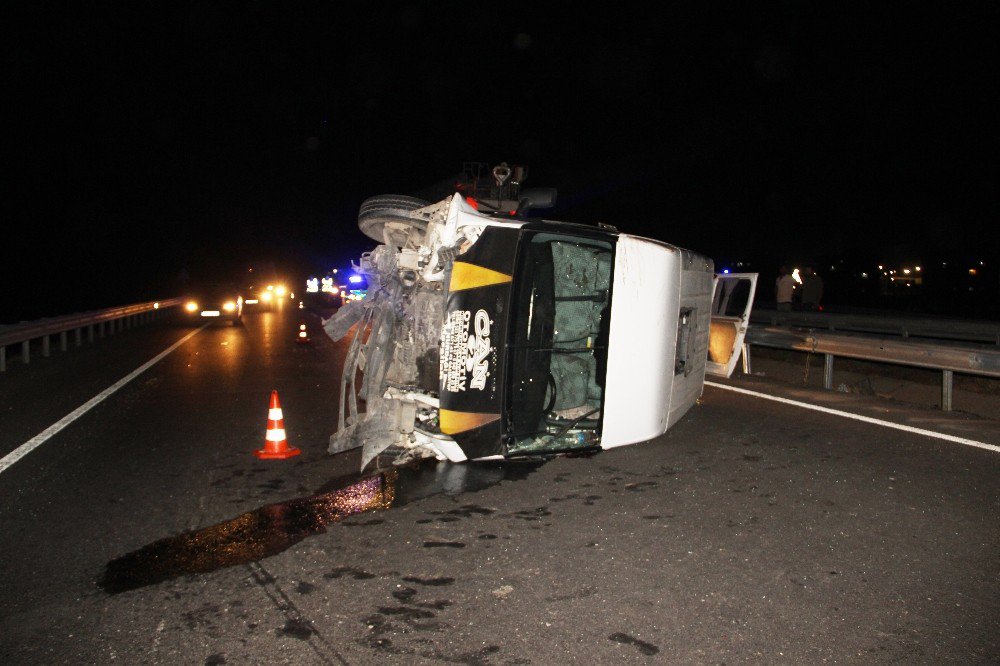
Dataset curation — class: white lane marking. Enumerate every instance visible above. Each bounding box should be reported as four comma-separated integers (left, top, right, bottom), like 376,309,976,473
0,325,207,475
705,381,1000,454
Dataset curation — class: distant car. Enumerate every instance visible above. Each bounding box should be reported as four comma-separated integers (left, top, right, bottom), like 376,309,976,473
242,281,289,311
242,283,273,310
181,284,244,325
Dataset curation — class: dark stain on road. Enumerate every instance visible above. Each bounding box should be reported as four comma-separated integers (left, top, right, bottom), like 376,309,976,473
449,645,501,665
423,541,466,548
99,460,541,594
416,599,452,610
99,473,394,594
393,586,418,602
420,506,496,524
378,605,436,619
295,581,316,594
402,576,455,586
277,618,316,640
444,504,496,518
609,632,660,655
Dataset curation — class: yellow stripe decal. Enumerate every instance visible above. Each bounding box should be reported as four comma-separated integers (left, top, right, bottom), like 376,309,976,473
439,409,500,435
449,262,513,292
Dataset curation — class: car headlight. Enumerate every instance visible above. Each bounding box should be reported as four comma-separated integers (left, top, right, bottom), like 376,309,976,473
261,291,273,302
223,301,236,312
275,285,287,296
185,301,198,312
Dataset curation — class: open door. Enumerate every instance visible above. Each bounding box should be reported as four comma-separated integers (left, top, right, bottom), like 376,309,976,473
706,273,758,378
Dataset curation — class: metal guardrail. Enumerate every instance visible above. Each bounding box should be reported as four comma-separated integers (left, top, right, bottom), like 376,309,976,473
752,309,1000,345
744,325,1000,412
0,298,181,372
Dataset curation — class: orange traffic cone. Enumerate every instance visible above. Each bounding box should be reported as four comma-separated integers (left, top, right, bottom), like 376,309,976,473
295,323,311,344
255,390,301,459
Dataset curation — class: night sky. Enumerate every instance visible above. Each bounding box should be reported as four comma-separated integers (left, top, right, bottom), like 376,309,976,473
4,3,997,322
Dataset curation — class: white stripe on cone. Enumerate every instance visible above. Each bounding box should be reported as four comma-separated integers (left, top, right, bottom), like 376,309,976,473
268,408,283,420
266,429,287,442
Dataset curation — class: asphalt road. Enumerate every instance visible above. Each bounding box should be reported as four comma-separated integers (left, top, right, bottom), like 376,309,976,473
0,304,997,664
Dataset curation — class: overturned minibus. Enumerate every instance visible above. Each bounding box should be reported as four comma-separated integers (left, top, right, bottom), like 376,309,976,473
323,189,756,471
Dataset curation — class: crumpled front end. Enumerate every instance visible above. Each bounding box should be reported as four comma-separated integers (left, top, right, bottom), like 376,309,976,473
323,194,505,471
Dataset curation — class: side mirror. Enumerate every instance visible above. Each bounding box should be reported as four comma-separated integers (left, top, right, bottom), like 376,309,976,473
516,188,558,215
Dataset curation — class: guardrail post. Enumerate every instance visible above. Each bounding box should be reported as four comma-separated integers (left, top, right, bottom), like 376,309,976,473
1,346,5,372
75,328,82,347
942,370,953,412
89,324,95,342
823,353,834,390
22,340,30,364
60,330,67,352
126,315,132,330
42,335,50,357
741,343,752,375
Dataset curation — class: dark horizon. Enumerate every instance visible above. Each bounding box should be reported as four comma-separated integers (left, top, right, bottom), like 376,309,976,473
3,4,997,322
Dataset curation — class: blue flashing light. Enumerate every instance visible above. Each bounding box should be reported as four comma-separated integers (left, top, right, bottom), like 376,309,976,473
348,274,362,284
722,268,730,274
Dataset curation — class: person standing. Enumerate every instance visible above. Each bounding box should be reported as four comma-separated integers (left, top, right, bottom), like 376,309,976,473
776,266,795,311
801,266,824,311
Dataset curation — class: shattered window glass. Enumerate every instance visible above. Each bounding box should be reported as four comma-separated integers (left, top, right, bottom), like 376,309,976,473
506,232,613,454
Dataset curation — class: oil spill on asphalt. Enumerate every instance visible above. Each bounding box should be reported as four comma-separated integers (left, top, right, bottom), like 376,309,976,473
98,459,543,594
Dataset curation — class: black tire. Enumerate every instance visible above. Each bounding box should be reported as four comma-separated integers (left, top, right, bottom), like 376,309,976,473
357,194,430,245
